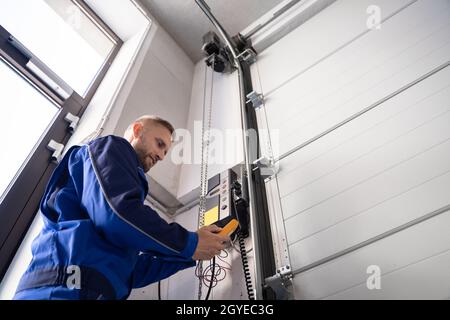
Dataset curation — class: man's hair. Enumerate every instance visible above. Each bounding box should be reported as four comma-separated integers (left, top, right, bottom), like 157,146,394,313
124,115,174,138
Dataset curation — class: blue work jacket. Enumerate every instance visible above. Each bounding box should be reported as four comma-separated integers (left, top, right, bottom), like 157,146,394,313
14,136,198,300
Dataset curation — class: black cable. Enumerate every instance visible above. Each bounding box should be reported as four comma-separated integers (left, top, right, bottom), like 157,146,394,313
232,185,255,300
238,232,255,300
158,281,161,300
205,257,215,300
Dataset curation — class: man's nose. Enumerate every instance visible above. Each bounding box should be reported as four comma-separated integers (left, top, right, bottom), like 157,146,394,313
156,151,164,161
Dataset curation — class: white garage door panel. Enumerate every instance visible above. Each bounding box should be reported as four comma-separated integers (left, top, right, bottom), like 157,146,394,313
282,109,450,220
292,209,450,299
275,70,450,177
276,37,450,156
285,171,450,248
265,0,450,133
326,249,450,299
278,69,450,198
255,0,416,95
263,2,450,156
288,139,450,269
254,0,450,299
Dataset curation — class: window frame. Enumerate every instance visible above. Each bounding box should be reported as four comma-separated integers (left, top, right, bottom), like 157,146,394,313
0,0,123,281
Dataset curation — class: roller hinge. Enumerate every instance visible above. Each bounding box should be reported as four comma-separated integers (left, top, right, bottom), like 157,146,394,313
254,156,278,179
264,265,293,300
246,91,264,109
237,48,257,64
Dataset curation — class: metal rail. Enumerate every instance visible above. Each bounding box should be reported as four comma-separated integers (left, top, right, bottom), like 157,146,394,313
243,0,303,39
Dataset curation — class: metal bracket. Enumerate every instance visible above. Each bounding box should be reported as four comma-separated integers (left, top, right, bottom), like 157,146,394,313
254,156,278,179
47,140,65,163
64,112,80,133
246,91,264,109
264,265,293,300
237,48,257,64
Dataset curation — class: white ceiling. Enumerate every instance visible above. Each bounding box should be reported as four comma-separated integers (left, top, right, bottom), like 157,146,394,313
140,0,283,62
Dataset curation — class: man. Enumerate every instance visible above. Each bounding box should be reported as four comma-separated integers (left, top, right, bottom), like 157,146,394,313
14,115,229,300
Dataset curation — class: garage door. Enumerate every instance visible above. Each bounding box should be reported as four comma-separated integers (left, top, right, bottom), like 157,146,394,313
251,0,450,299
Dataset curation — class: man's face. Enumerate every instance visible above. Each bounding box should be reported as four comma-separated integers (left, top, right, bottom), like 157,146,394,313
133,123,172,173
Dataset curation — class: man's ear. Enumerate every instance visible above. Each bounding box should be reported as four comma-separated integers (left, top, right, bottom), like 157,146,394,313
132,122,143,139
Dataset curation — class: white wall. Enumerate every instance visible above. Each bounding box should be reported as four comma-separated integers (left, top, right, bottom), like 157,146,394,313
176,61,244,202
111,25,195,197
252,0,450,299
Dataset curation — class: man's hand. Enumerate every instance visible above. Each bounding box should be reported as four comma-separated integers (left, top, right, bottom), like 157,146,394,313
192,225,230,261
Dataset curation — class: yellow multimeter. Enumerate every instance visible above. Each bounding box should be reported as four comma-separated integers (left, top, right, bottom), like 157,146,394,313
217,218,239,237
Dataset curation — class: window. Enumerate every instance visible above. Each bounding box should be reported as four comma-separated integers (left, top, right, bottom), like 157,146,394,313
0,0,118,97
0,0,122,280
0,59,59,198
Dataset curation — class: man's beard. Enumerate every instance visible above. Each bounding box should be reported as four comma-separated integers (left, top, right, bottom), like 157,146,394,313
134,145,151,172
